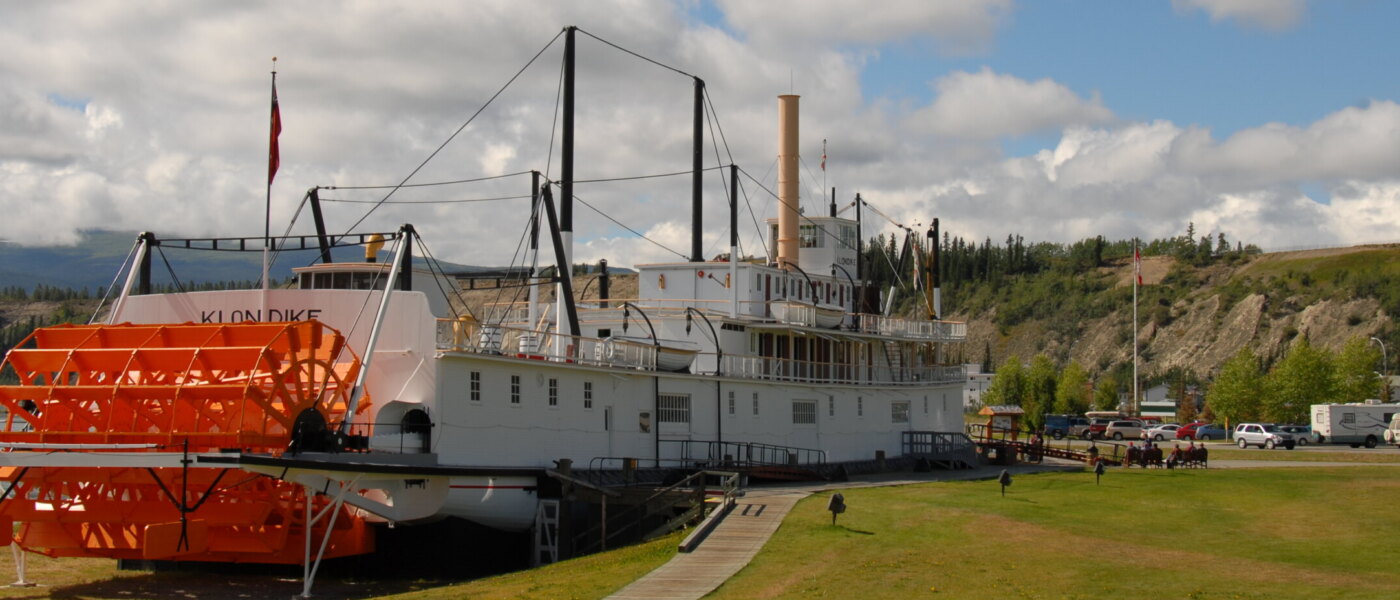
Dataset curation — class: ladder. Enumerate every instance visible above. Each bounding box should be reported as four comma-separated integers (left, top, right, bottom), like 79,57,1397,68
532,499,561,566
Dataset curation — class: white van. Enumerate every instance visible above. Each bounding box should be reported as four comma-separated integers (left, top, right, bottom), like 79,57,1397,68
1311,403,1400,448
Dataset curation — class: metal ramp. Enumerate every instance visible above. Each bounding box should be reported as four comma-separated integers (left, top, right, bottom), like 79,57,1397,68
902,431,978,469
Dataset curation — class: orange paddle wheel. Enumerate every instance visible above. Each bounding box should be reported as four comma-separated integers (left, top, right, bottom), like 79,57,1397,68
0,320,374,563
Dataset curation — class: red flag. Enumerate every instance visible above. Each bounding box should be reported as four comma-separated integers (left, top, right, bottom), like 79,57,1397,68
1134,245,1142,285
268,78,281,184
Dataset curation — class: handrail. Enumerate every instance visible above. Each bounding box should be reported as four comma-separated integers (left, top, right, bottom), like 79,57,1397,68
570,469,737,555
437,318,967,386
659,439,827,468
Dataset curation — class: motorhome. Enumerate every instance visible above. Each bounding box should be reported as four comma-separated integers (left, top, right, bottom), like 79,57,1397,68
1311,403,1400,448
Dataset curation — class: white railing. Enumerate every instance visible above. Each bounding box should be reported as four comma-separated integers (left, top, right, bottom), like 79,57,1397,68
857,314,966,341
437,319,965,386
437,319,657,371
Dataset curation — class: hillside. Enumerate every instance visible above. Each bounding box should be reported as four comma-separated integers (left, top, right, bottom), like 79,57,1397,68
957,244,1400,382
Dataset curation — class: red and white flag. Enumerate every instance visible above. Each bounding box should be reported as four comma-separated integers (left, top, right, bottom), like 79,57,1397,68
268,77,282,185
1134,245,1142,285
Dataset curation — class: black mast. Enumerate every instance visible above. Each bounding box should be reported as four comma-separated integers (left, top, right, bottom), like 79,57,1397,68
691,77,705,262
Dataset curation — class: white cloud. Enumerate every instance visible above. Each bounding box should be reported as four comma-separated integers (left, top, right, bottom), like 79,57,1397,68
910,68,1115,139
1172,0,1307,31
716,0,1012,55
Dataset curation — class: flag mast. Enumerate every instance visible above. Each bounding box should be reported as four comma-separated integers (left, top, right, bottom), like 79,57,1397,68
263,57,281,298
1133,239,1140,416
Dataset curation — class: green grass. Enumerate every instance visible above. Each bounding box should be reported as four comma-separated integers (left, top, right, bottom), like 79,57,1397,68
708,468,1400,599
1209,447,1400,463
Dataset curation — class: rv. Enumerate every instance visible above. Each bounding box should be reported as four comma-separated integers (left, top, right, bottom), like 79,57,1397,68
1311,403,1400,448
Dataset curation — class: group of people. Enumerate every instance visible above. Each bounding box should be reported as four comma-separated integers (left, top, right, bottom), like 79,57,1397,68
1124,440,1208,468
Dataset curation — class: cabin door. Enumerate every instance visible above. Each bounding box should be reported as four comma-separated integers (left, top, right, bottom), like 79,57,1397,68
604,406,614,457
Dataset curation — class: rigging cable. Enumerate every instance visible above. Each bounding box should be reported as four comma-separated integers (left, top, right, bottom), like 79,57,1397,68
576,29,694,79
560,188,690,261
337,29,565,238
318,171,531,191
88,238,142,324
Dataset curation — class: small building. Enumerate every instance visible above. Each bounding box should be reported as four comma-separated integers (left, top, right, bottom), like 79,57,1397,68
963,363,994,411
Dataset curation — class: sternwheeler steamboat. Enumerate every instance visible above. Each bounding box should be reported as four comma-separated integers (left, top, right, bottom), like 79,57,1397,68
0,27,968,592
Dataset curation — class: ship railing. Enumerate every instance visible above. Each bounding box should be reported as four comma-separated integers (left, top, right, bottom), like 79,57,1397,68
436,319,658,371
856,314,967,341
715,354,965,386
660,439,827,468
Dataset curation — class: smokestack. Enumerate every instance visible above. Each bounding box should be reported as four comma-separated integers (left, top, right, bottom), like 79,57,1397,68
777,95,800,270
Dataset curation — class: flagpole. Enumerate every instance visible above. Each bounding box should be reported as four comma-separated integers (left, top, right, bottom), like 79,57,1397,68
263,58,277,296
1133,239,1139,417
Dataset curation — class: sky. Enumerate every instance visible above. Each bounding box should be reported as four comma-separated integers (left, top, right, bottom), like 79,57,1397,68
4,0,1400,270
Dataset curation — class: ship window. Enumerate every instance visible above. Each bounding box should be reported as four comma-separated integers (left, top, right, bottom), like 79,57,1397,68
799,224,820,248
828,397,834,417
299,273,312,289
840,225,858,250
333,272,351,289
584,381,593,409
511,375,521,404
752,392,759,416
728,391,735,415
597,328,611,338
470,371,481,402
314,272,332,289
658,393,690,424
924,397,928,414
548,378,558,407
792,400,816,425
858,396,864,417
892,401,910,424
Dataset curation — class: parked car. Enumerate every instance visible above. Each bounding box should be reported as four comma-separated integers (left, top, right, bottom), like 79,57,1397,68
1174,421,1210,440
1105,419,1146,441
1142,423,1181,441
1085,418,1115,440
1192,424,1228,441
1043,414,1091,439
1277,424,1312,446
1384,414,1400,448
1234,423,1296,449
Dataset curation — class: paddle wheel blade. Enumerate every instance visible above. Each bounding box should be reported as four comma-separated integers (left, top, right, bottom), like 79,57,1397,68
0,320,374,563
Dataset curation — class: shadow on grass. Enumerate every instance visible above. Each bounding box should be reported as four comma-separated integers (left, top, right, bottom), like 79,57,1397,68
837,525,874,536
31,572,442,600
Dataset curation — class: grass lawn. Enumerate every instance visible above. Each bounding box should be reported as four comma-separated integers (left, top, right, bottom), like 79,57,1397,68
709,467,1400,600
1209,447,1400,463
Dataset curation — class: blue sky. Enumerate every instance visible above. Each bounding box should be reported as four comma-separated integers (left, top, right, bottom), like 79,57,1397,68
838,1,1400,155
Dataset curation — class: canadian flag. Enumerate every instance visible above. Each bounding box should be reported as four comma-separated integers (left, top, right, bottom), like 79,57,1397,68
1134,245,1142,286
